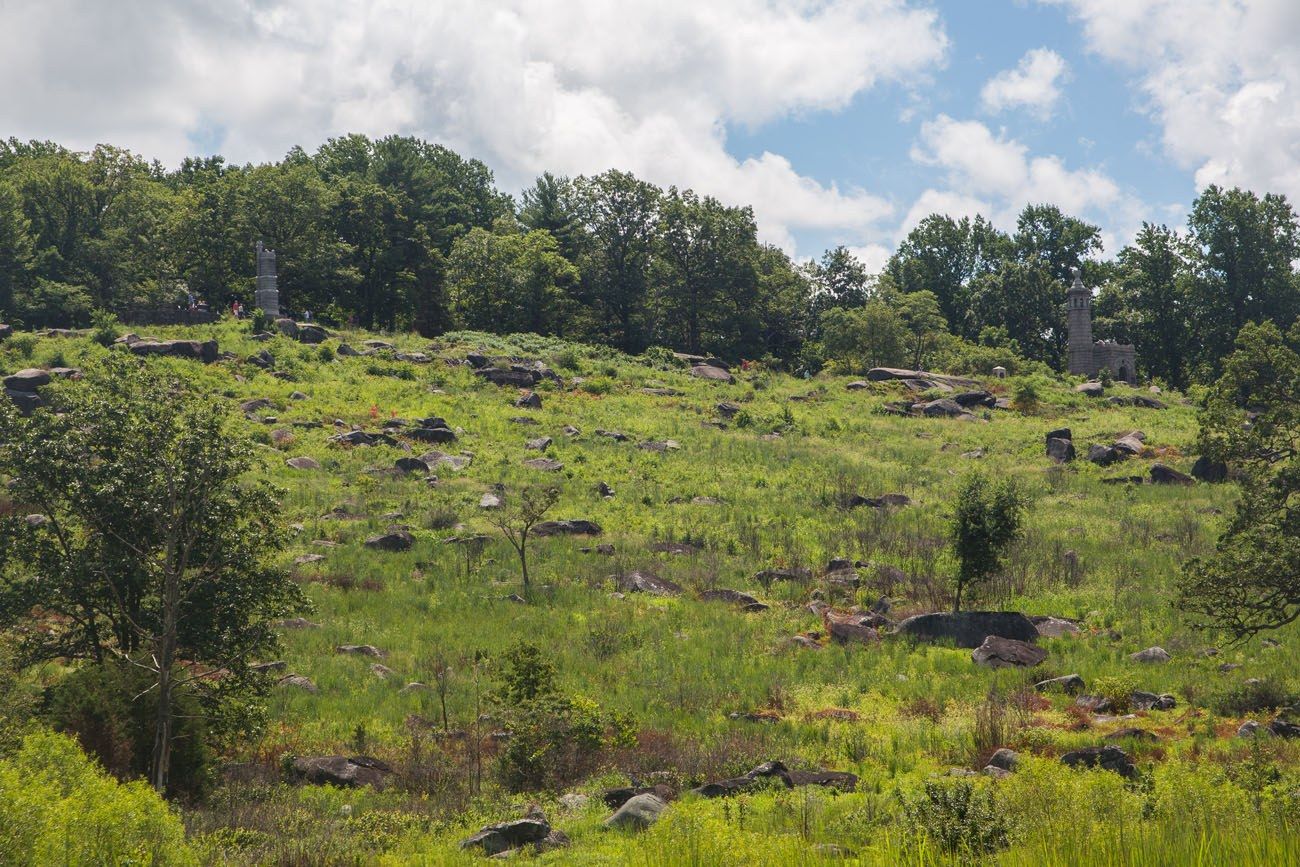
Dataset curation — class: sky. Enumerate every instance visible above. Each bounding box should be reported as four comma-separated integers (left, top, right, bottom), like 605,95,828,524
2,0,1297,269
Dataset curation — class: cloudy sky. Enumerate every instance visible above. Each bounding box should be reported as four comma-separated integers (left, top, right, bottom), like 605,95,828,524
3,0,1297,266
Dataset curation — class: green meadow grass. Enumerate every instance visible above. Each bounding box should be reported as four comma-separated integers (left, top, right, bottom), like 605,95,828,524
4,320,1298,865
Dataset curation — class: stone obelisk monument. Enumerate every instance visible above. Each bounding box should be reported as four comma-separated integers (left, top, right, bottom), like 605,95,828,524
254,240,280,317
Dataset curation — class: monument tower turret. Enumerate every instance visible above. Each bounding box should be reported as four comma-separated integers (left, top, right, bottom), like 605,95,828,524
1066,266,1093,377
254,240,280,317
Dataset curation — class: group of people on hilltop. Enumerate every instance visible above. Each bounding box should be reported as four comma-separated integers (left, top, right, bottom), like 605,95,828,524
226,300,313,322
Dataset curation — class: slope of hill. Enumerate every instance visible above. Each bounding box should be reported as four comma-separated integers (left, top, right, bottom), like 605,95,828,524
2,319,1298,865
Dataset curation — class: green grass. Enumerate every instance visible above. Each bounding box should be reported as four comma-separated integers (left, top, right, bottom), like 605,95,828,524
3,319,1298,865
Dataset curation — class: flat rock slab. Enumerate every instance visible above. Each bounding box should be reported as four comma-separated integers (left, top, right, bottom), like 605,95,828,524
895,611,1039,648
533,519,602,536
364,530,414,551
615,571,683,596
3,368,51,390
128,339,219,363
285,456,321,470
523,458,563,471
291,755,391,787
460,818,551,856
691,364,733,382
972,635,1048,668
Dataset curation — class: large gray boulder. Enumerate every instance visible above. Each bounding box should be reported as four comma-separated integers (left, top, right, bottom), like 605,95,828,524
460,818,551,855
972,635,1048,668
533,519,602,536
364,530,414,551
615,571,683,596
290,755,391,787
295,324,328,344
5,388,43,415
1150,464,1194,485
605,793,667,830
1060,745,1137,779
1191,455,1228,482
895,611,1039,648
920,398,966,418
128,339,219,363
3,368,51,391
1046,437,1075,463
690,364,733,383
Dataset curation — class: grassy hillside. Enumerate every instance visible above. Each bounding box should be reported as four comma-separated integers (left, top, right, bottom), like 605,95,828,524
3,319,1298,865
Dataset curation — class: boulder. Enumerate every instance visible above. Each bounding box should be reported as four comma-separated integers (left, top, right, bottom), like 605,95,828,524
0,323,11,340
364,530,414,551
1129,646,1170,663
1060,745,1137,779
690,364,733,383
479,493,502,509
847,493,911,509
285,456,321,470
128,339,219,363
277,674,318,692
827,619,878,645
295,324,328,344
5,388,42,415
716,401,742,418
533,519,602,536
920,398,966,418
954,390,995,408
480,368,537,388
248,349,274,369
1046,437,1076,463
1035,674,1085,694
394,457,430,474
605,793,667,830
3,368,51,391
515,391,542,409
337,343,361,357
422,451,471,472
290,755,391,787
1130,691,1176,711
1075,381,1105,397
407,427,457,443
1088,444,1123,466
1045,428,1072,444
1032,616,1082,638
755,567,813,586
1113,434,1146,455
336,644,385,658
1269,718,1300,738
699,589,762,607
602,784,673,811
1191,456,1228,483
639,440,681,452
972,635,1048,668
615,571,683,596
895,611,1039,648
596,429,630,441
1105,727,1159,742
1237,720,1262,738
986,748,1019,772
525,436,553,451
460,818,551,856
274,318,298,337
523,458,563,471
1150,464,1194,485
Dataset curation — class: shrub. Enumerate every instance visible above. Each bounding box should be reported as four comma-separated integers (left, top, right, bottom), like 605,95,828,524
90,309,120,347
1011,377,1041,413
0,730,195,865
1091,674,1139,713
901,779,1011,855
43,661,213,799
1211,677,1297,716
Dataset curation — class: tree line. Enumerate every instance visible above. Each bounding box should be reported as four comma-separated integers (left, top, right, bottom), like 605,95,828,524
2,134,1299,384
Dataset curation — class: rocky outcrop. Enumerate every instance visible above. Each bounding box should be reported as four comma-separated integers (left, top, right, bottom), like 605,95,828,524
690,364,733,382
615,571,683,596
290,755,391,787
460,817,552,856
894,611,1039,648
128,339,219,363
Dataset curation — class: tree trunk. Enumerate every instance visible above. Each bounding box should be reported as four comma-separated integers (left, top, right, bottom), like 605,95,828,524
953,581,963,614
150,566,181,795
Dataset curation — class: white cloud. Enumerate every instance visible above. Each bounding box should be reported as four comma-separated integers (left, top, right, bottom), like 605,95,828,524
904,114,1146,253
1044,0,1300,202
980,48,1069,118
0,0,950,257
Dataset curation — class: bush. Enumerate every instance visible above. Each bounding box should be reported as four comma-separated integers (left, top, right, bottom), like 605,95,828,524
12,279,94,329
1092,674,1139,713
1211,677,1297,716
901,779,1011,855
90,309,120,347
0,730,195,865
43,661,213,799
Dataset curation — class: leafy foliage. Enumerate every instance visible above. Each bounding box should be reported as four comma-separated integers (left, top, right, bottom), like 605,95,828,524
950,473,1026,611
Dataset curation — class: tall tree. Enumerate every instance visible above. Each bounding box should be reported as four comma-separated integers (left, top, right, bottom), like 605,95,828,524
887,214,1010,339
0,181,34,317
1185,186,1300,378
1096,223,1191,386
448,222,579,335
806,246,870,328
571,171,660,352
0,359,304,794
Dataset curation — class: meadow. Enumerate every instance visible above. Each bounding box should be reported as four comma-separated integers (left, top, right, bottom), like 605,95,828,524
2,319,1298,865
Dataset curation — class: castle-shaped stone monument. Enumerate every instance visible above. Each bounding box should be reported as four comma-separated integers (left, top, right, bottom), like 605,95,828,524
254,240,280,317
1066,267,1136,383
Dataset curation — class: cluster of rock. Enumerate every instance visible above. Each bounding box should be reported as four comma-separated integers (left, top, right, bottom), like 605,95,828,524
3,366,79,415
1044,427,1197,484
